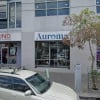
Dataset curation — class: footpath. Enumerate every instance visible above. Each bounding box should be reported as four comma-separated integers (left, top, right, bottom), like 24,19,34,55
79,91,100,100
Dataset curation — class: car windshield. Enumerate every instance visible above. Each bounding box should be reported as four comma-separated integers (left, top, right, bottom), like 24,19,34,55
26,73,51,94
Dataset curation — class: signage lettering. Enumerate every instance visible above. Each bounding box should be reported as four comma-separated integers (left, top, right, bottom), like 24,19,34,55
38,33,65,40
0,33,11,40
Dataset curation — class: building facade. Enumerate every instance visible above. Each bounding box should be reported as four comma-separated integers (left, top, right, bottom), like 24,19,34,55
0,0,100,74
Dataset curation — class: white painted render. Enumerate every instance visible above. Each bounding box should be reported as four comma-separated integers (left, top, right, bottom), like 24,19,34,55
21,0,97,74
0,0,98,74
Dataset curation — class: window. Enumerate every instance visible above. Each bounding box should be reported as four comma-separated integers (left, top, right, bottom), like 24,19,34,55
0,5,7,19
0,76,30,92
9,2,15,28
0,43,18,64
0,1,21,29
96,0,100,13
97,46,100,69
35,0,70,16
35,41,70,68
12,77,30,92
0,19,7,29
26,73,51,94
16,2,21,28
0,5,7,29
8,1,21,28
0,75,12,89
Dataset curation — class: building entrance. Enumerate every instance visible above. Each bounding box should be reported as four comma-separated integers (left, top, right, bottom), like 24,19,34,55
1,47,8,64
50,47,57,67
0,42,21,66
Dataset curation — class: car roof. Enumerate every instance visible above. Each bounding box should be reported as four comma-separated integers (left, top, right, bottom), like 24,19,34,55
0,68,37,79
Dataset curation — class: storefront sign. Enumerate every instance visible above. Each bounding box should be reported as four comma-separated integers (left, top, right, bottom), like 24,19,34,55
0,32,21,41
0,33,11,40
35,31,69,41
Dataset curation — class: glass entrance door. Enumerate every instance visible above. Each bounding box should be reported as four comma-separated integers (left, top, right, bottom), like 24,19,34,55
1,47,8,64
50,42,58,67
50,47,57,67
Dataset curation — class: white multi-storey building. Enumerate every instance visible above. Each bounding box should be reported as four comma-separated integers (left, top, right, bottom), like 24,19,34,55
0,0,100,74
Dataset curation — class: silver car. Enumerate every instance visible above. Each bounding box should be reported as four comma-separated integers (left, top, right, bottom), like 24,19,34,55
0,68,80,100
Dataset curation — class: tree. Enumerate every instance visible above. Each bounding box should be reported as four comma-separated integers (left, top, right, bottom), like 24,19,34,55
63,8,100,90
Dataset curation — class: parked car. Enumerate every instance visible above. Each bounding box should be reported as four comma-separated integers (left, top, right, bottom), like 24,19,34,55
0,68,80,100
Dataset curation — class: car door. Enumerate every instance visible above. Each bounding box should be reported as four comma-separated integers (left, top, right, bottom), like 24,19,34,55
0,85,43,100
0,75,12,100
10,90,43,100
0,87,12,100
10,77,43,100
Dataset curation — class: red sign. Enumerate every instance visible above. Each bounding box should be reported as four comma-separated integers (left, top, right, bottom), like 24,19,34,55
0,33,11,40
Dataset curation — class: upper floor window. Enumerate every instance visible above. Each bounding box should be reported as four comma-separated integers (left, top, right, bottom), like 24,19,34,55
35,0,70,16
0,5,7,19
8,2,21,28
0,2,7,29
0,1,21,29
96,0,100,13
97,46,100,69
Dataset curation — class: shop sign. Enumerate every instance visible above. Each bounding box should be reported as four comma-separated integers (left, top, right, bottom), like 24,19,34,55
35,31,69,41
0,33,11,40
0,33,21,41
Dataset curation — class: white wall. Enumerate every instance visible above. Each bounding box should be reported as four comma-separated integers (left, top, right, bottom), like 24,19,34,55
34,0,96,32
21,0,97,73
70,43,96,74
34,16,67,32
21,0,35,70
71,0,96,14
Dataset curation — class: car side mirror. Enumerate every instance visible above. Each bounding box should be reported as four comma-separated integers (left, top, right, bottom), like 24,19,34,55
25,90,32,96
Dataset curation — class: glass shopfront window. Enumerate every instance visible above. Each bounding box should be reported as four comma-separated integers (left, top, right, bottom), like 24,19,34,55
97,46,100,69
0,43,18,64
35,41,70,68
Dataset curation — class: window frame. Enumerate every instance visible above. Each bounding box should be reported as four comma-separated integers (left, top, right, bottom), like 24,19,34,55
0,75,12,89
97,46,100,69
0,43,18,64
35,41,70,68
11,76,31,92
8,1,21,28
0,5,7,19
35,0,70,16
0,75,32,93
0,4,7,29
96,0,100,13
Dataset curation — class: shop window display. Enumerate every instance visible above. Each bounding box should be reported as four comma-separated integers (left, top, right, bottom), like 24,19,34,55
35,41,70,68
0,43,17,64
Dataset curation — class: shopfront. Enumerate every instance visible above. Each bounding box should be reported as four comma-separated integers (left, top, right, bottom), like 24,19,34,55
0,32,21,67
35,31,70,68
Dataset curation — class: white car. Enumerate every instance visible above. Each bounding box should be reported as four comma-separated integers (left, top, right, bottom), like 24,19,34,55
0,68,80,100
